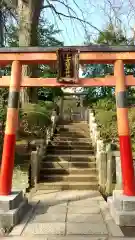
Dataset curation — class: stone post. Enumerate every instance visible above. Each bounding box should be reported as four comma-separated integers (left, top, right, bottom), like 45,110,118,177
60,96,64,119
96,140,107,190
115,155,122,190
80,96,84,120
92,123,97,146
106,144,113,195
98,152,107,189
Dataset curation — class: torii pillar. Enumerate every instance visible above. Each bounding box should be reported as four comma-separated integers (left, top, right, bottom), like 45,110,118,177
108,60,135,226
0,61,22,195
0,62,30,231
115,60,135,196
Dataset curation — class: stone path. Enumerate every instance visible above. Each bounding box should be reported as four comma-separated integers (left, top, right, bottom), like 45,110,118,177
1,190,135,239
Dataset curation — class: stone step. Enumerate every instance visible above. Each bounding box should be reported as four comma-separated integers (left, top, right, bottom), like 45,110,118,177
43,156,70,161
54,135,90,139
58,123,88,126
69,168,97,174
47,149,71,154
58,120,87,124
57,132,90,136
53,137,91,142
41,161,96,169
47,145,93,150
37,182,99,190
46,149,94,155
47,145,70,150
56,129,89,133
69,156,96,162
42,155,95,162
58,121,88,124
40,167,97,175
70,161,96,168
41,161,69,169
56,133,90,138
57,129,89,134
39,174,98,182
49,141,93,147
71,121,88,124
45,154,95,160
57,128,90,133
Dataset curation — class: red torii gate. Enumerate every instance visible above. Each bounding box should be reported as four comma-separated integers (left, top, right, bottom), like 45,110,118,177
0,46,135,196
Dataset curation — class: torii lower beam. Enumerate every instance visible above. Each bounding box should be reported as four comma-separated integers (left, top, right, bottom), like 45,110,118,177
1,75,135,87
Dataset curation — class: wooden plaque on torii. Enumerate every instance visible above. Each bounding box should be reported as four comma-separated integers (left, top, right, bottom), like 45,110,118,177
57,48,79,83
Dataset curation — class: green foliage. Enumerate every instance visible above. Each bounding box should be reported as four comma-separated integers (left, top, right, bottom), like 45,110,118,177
6,18,63,48
92,98,116,111
85,86,115,106
38,87,63,101
6,24,18,47
84,23,135,150
84,63,113,78
0,103,6,127
91,98,117,144
38,100,55,109
0,89,8,125
92,98,135,151
96,23,128,45
95,110,118,144
38,18,63,47
19,102,55,138
84,22,135,104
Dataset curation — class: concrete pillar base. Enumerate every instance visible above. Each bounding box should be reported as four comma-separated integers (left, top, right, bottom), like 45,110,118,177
0,191,31,231
108,190,135,226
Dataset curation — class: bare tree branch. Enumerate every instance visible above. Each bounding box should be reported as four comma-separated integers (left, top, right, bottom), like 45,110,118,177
48,3,67,42
50,0,89,39
3,0,17,9
2,0,111,42
2,0,17,19
42,0,105,36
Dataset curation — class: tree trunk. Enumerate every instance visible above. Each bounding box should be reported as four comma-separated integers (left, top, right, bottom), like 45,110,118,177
18,0,43,105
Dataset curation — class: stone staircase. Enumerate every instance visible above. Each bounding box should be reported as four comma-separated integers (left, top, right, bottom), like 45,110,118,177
38,120,98,190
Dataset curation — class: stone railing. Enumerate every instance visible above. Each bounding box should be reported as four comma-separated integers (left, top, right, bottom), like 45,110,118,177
87,108,135,196
13,110,58,193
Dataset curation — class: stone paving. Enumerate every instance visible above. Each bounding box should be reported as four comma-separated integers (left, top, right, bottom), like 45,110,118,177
2,190,135,239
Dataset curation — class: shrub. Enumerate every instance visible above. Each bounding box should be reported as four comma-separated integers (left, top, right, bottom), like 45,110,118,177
92,97,116,111
91,98,135,151
38,100,55,110
94,109,118,144
19,102,54,138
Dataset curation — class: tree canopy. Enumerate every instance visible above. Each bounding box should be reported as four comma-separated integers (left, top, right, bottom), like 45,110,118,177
84,22,135,104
